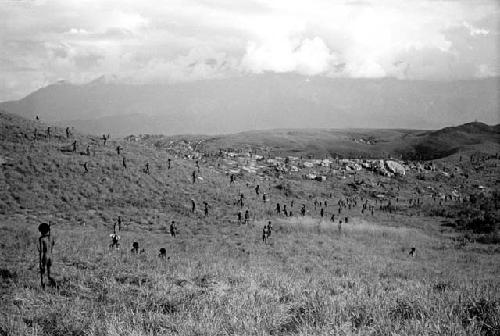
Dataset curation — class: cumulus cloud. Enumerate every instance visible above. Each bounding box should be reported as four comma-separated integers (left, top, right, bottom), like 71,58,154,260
0,0,499,100
242,36,338,75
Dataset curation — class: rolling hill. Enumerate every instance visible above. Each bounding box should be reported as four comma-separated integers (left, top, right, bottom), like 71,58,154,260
140,122,500,160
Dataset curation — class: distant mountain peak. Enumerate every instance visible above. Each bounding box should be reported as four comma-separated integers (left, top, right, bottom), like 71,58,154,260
87,74,119,85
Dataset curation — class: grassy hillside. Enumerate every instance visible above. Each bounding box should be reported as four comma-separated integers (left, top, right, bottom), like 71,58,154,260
0,111,499,335
147,122,500,160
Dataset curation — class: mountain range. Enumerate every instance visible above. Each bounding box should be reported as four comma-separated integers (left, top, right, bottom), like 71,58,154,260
0,74,498,136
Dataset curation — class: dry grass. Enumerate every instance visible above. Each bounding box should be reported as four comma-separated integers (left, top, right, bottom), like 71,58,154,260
0,112,499,335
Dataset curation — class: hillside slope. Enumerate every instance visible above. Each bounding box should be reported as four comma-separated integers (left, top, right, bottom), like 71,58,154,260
0,111,499,335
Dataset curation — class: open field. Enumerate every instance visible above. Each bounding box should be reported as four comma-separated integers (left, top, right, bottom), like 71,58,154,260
0,111,499,335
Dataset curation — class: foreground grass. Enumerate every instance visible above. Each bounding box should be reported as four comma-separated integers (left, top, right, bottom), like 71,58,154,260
1,214,499,336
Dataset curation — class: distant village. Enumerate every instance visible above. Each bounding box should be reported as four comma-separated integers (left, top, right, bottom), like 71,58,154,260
125,134,467,180
122,134,498,206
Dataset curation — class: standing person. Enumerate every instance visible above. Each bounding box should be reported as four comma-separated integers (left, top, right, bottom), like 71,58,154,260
262,225,268,244
266,221,272,238
65,127,71,138
320,208,324,218
237,211,242,224
191,199,196,213
38,223,55,289
170,221,177,237
192,170,197,184
168,158,171,170
122,157,127,169
244,210,249,224
301,204,306,216
204,202,209,217
276,203,281,215
102,134,108,146
72,140,78,152
230,174,235,185
255,184,260,196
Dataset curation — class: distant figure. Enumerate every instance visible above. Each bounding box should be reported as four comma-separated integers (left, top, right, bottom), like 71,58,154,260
102,134,108,146
72,140,77,152
86,145,91,156
230,174,235,185
263,193,267,202
113,216,122,234
144,162,150,174
131,242,139,254
36,115,39,121
301,204,306,216
330,214,335,222
237,211,242,224
168,158,171,170
122,157,127,169
65,127,71,139
345,217,348,224
159,248,167,259
276,202,281,215
262,225,268,244
170,221,177,237
409,247,416,257
266,221,272,238
38,223,55,289
291,200,294,208
33,128,38,140
244,210,249,224
191,199,196,213
338,220,342,233
46,127,51,139
203,202,209,217
116,146,121,155
239,193,245,208
192,170,197,184
255,184,260,195
83,162,89,173
109,233,120,249
320,208,324,218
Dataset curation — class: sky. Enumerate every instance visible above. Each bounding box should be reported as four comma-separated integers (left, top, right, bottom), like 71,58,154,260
0,0,498,101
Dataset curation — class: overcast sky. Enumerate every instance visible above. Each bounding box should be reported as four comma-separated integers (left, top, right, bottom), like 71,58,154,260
0,0,498,101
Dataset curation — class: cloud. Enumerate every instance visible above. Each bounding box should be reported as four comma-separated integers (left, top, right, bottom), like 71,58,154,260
242,36,338,75
0,0,499,100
